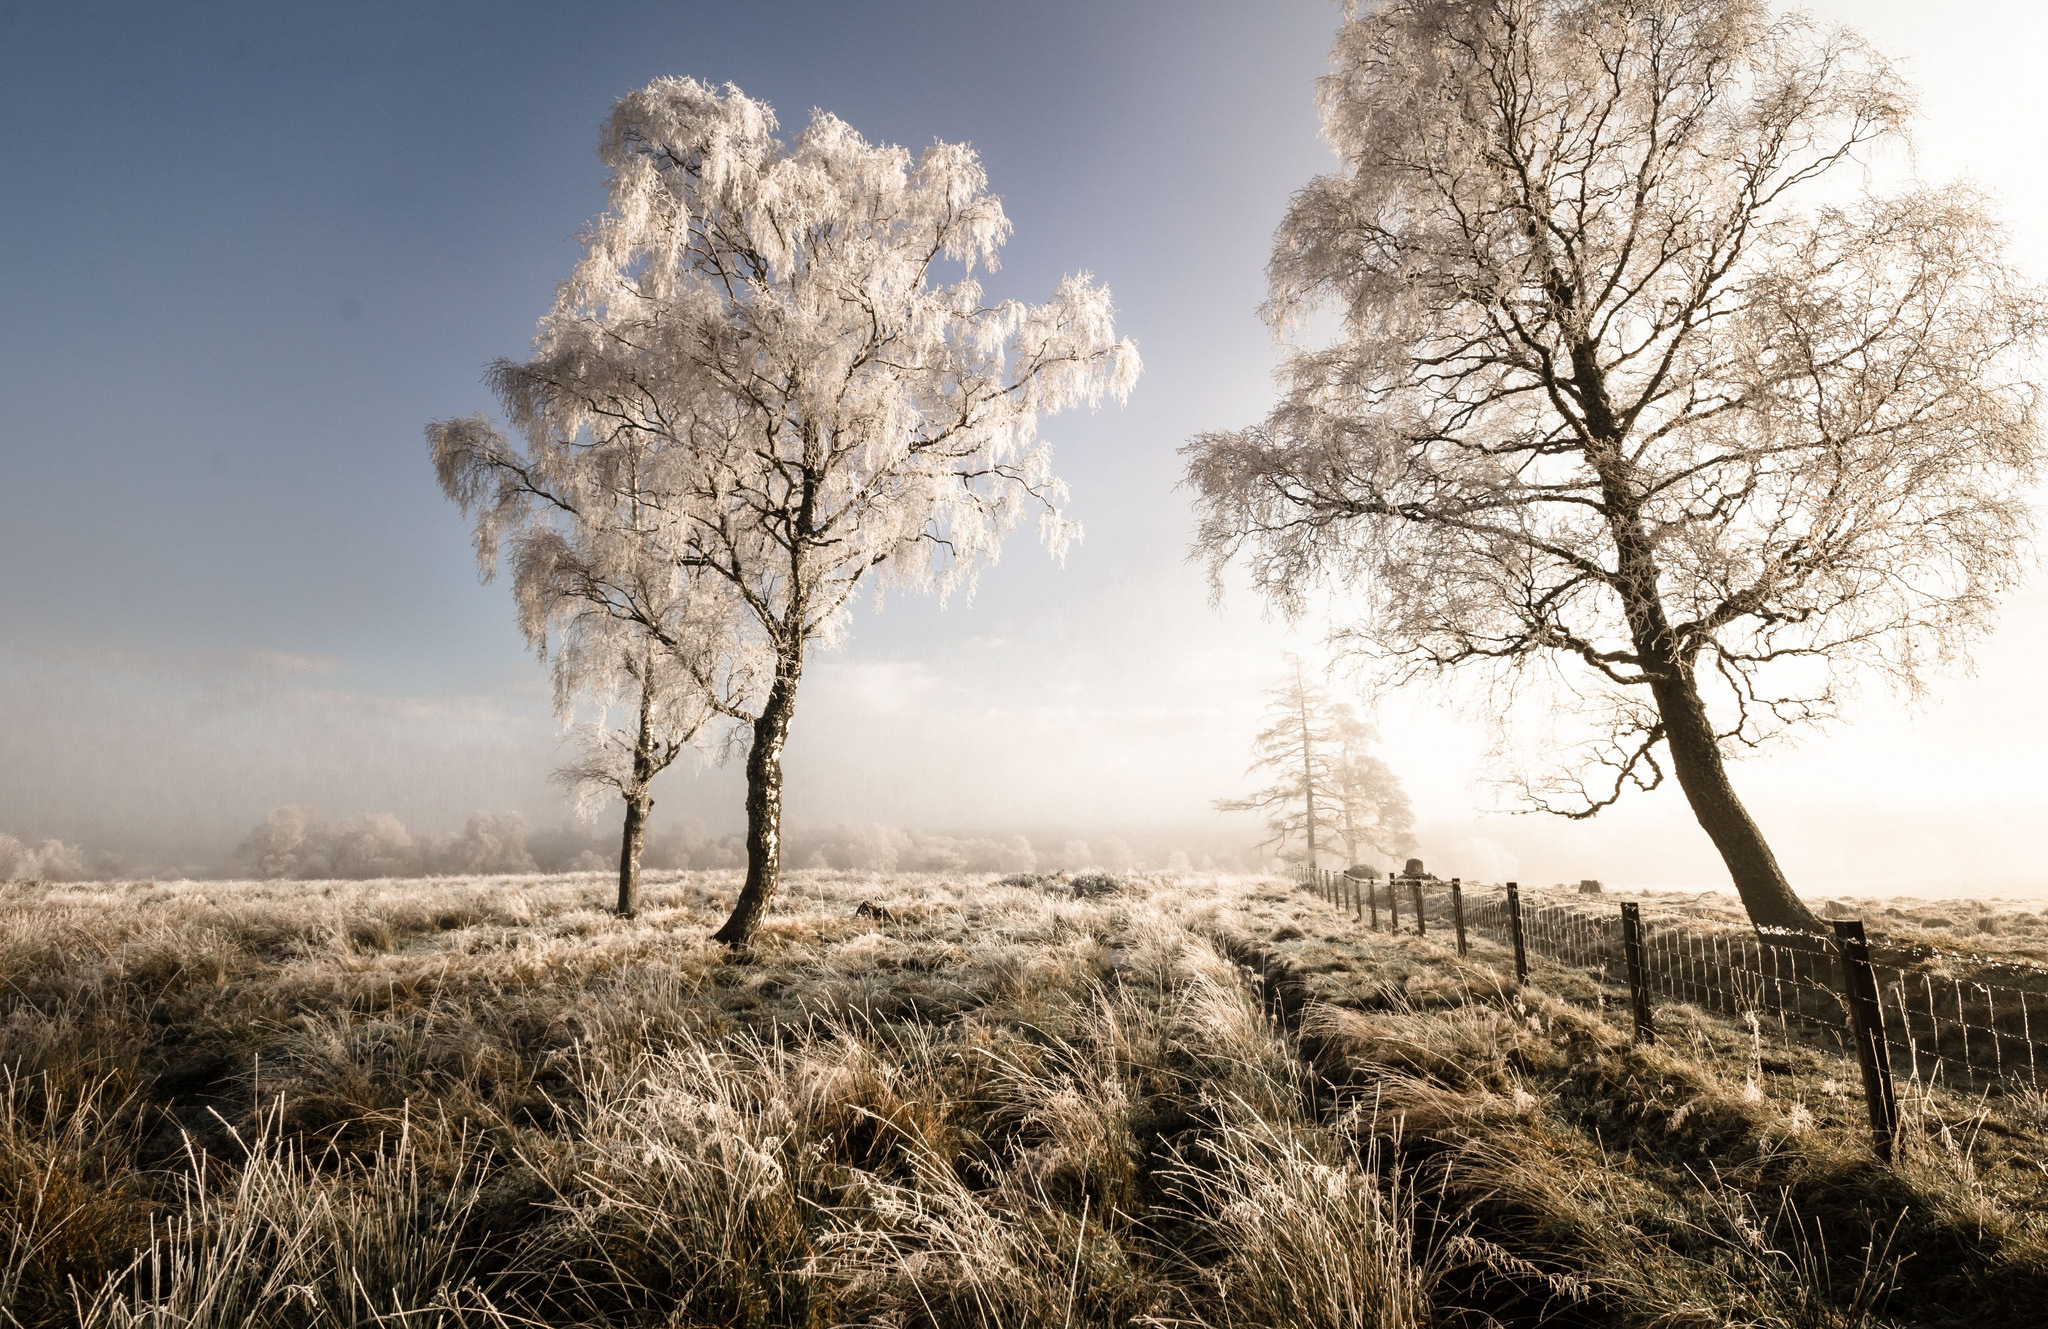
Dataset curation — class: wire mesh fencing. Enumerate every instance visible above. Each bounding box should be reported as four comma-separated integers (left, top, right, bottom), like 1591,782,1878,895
1300,867,2048,1154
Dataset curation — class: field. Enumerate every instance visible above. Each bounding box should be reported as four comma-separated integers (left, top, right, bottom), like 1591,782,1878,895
3,870,2047,1328
1568,885,2048,968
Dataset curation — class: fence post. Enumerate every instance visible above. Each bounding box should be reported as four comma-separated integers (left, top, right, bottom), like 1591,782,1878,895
1410,879,1426,936
1389,873,1402,933
1451,878,1467,956
1833,919,1900,1161
1506,882,1528,984
1368,873,1379,929
1621,902,1653,1044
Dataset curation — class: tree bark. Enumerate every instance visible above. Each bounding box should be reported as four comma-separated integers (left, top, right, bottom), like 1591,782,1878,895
615,669,660,919
1650,666,1823,936
1575,344,1822,939
712,653,801,947
617,789,651,918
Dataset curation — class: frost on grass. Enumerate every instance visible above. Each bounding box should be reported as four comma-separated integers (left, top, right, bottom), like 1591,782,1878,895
0,870,2044,1326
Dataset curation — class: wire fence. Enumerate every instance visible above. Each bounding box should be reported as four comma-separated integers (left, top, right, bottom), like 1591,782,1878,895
1298,867,2048,1156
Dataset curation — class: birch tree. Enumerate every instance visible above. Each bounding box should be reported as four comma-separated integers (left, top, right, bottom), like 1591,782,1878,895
431,396,746,917
1218,658,1414,870
1185,0,2043,933
440,77,1138,945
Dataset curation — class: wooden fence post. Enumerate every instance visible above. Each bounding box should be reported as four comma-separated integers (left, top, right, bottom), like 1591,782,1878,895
1389,873,1402,933
1833,919,1900,1161
1621,902,1653,1044
1506,882,1528,984
1410,879,1426,936
1368,874,1379,929
1451,878,1467,956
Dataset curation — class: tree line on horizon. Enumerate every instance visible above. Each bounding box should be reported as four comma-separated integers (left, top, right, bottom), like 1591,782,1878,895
228,811,1207,883
0,813,1248,887
434,0,2043,944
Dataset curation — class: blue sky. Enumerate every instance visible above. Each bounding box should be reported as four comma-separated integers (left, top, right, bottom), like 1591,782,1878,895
2,1,2044,890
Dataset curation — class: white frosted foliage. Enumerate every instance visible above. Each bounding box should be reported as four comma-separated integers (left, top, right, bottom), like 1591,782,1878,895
432,77,1136,939
1184,0,2043,931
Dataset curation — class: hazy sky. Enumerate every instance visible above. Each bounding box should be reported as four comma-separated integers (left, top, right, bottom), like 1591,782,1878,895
2,1,2043,889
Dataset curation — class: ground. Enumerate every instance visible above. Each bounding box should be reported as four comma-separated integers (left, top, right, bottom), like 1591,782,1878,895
1,869,2044,1327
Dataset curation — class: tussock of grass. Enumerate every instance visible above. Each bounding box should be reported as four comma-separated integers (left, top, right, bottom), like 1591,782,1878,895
0,869,2042,1326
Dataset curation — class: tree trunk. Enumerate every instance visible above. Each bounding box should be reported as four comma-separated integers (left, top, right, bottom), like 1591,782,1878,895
1339,752,1361,868
617,789,651,917
615,668,660,919
1296,661,1319,872
712,654,801,947
1578,362,1822,939
1650,664,1823,937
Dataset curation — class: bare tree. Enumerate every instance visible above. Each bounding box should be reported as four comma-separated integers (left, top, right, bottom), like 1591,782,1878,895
1219,657,1415,870
1185,0,2042,932
438,78,1137,945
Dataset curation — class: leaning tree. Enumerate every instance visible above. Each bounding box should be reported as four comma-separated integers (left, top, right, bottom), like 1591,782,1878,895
441,77,1137,945
1185,0,2042,933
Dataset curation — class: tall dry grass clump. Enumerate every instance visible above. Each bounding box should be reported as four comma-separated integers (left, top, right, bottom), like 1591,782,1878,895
1162,1107,1431,1329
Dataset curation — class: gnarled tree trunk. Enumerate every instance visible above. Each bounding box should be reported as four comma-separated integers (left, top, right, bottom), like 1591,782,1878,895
1572,348,1824,939
712,653,801,947
1650,666,1822,936
1598,469,1822,937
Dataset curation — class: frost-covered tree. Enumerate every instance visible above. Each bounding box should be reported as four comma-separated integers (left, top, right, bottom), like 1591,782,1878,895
433,323,753,917
239,806,316,879
1185,0,2043,932
0,833,85,882
238,809,537,880
1218,658,1414,870
1330,707,1417,869
440,78,1138,945
439,812,539,877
